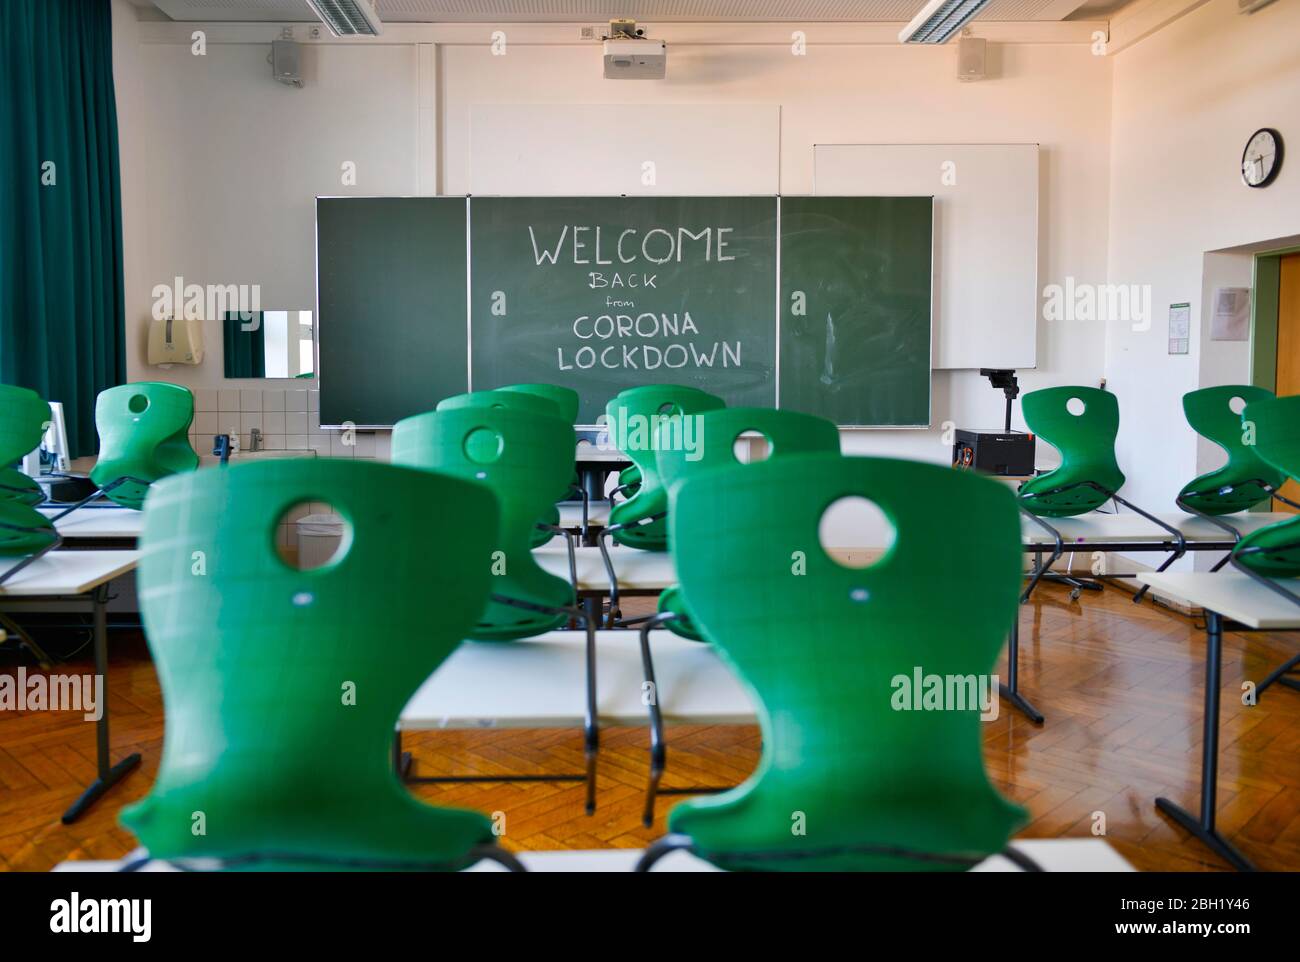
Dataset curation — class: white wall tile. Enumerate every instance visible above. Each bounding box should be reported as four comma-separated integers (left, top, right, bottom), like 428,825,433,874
261,389,286,411
262,411,286,435
195,411,219,435
285,434,308,450
218,389,240,413
197,388,218,411
240,412,264,433
240,389,262,412
286,390,308,412
353,433,376,458
308,391,319,412
284,411,308,435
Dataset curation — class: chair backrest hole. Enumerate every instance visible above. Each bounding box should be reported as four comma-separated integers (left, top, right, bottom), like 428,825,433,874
1066,397,1086,416
1229,396,1247,415
128,394,150,414
464,427,504,464
733,430,772,463
818,495,895,570
657,401,681,417
275,501,351,572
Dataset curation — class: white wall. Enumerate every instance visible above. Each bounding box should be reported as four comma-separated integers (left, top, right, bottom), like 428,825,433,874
1105,0,1300,520
443,39,1112,468
115,28,421,394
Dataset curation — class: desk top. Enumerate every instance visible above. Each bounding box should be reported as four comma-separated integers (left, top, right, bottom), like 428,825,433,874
534,544,676,591
1137,571,1300,629
1022,511,1292,546
40,506,144,539
557,501,612,527
474,838,1136,872
0,550,139,597
401,629,755,730
54,837,1134,872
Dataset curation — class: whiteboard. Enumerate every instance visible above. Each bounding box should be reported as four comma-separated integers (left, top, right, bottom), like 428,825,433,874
468,103,780,196
814,144,1039,370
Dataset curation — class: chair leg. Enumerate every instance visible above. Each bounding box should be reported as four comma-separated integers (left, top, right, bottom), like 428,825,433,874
1257,651,1300,699
634,833,695,872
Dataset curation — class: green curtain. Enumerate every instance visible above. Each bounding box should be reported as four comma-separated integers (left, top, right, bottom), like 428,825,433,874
224,312,266,379
0,0,126,458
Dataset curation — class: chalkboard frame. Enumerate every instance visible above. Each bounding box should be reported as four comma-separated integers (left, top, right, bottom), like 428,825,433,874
315,194,934,430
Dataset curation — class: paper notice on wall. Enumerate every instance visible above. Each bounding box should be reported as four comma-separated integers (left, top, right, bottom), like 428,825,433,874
1168,302,1190,355
1211,287,1251,341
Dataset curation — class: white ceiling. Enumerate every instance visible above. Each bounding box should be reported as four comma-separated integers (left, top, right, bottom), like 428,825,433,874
137,0,1115,24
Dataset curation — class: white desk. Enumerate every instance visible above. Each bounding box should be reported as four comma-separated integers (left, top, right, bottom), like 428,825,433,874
400,629,754,730
0,549,138,596
0,550,142,822
533,544,676,593
1139,571,1300,629
56,838,1134,873
1021,511,1291,546
39,507,143,541
1136,571,1300,872
557,501,611,528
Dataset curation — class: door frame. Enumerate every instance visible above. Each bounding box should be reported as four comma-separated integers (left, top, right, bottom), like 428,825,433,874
1250,244,1300,391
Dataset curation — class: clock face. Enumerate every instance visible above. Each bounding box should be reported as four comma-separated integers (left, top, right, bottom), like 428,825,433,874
1242,128,1283,188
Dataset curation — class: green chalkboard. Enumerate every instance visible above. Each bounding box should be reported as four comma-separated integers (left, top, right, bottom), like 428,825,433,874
316,197,467,427
779,196,932,426
470,197,777,424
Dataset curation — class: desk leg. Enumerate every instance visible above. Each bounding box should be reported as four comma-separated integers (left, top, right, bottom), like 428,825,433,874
999,614,1044,724
61,585,142,824
1154,611,1256,871
580,468,607,547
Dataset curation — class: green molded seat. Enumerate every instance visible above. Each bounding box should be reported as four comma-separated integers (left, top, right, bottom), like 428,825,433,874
498,383,580,425
392,404,574,640
438,389,572,548
1234,395,1300,578
655,408,841,640
1178,385,1284,515
652,453,1027,871
89,383,199,510
120,458,504,871
0,499,57,556
1017,386,1125,517
605,384,725,550
0,385,51,507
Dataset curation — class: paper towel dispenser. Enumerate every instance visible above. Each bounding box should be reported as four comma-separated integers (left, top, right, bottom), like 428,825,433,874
148,316,204,366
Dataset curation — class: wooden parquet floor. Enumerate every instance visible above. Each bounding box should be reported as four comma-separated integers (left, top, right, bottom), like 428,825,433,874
2,583,1299,872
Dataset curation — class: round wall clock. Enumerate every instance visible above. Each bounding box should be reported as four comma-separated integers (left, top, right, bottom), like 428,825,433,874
1241,128,1283,188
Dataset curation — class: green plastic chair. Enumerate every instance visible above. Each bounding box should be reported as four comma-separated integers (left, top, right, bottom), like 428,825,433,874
439,388,576,548
1018,387,1125,517
1017,386,1181,602
604,384,725,552
83,383,199,512
1232,395,1300,582
0,385,51,507
392,403,575,640
498,383,580,425
1179,385,1288,517
119,458,520,871
654,408,841,641
0,386,61,621
637,453,1032,872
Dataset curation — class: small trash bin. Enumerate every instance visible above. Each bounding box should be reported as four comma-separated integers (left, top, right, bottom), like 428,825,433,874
296,513,345,569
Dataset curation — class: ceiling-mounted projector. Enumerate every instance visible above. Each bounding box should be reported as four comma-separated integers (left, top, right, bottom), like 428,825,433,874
603,19,665,79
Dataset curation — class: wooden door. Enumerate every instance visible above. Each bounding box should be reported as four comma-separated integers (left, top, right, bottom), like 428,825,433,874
1274,253,1300,513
